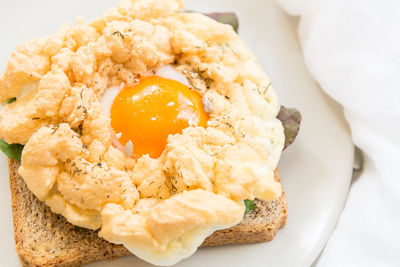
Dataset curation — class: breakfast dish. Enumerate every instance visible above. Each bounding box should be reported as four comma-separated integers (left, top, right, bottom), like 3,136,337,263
0,0,301,266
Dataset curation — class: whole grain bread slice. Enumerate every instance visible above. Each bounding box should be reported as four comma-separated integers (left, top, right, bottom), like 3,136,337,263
9,158,287,267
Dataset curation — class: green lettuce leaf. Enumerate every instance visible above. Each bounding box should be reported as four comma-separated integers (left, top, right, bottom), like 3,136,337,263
277,106,302,149
0,140,24,161
244,199,255,214
204,12,239,33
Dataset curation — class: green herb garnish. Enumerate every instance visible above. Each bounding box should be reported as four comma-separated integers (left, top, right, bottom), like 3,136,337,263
7,97,17,104
0,140,24,161
244,199,255,214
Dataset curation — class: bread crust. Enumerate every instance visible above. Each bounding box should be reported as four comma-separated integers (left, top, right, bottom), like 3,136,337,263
8,159,287,267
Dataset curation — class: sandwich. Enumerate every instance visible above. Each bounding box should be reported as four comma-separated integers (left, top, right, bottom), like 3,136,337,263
0,0,301,266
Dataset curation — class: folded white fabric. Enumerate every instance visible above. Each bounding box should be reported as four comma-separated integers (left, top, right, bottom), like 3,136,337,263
275,0,400,266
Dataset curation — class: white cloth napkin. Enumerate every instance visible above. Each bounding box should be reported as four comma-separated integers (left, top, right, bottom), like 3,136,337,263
275,0,400,266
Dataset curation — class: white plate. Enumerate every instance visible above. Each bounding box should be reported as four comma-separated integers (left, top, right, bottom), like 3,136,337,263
0,0,354,266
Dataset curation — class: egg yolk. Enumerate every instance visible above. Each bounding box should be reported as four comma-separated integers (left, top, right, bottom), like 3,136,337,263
110,76,208,158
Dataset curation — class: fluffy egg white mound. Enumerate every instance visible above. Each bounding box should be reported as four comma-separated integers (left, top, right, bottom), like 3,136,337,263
99,190,244,266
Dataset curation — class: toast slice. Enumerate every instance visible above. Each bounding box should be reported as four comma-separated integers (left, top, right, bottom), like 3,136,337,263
9,158,287,267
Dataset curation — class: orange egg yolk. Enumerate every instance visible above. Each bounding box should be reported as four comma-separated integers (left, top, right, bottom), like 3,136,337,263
110,76,208,158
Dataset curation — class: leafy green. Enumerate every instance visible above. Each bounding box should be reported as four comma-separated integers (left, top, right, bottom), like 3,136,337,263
277,106,302,149
7,97,16,104
244,199,255,214
204,12,239,33
182,10,239,32
0,140,24,161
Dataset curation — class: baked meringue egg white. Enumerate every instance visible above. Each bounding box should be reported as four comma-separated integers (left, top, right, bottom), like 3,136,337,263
0,0,285,266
